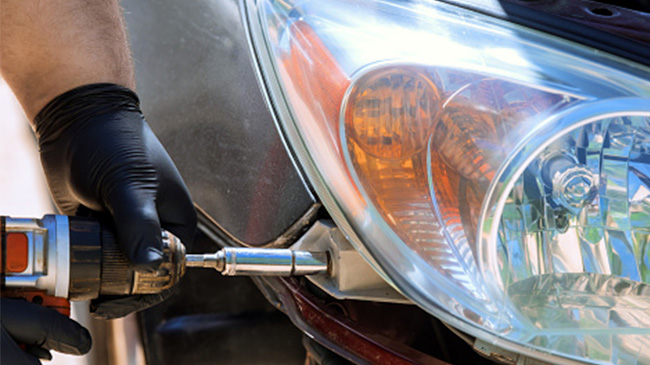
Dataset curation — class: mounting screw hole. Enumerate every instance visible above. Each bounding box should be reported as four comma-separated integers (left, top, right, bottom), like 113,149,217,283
589,7,616,16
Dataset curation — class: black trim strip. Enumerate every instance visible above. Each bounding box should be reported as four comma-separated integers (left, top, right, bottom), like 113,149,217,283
437,0,650,68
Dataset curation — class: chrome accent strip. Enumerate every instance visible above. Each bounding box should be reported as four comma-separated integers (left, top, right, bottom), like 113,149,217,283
54,214,70,298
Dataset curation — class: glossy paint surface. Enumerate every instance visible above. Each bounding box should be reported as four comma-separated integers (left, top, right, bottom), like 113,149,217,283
122,0,314,245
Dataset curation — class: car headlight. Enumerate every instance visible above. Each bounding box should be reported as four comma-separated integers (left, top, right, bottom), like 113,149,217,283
246,0,650,363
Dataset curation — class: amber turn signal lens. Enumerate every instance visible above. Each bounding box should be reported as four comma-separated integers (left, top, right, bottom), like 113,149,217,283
344,67,440,160
343,66,454,271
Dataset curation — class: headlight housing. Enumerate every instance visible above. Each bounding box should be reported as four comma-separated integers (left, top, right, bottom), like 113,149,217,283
247,0,650,363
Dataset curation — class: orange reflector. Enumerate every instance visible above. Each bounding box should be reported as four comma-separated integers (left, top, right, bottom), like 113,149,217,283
434,102,499,183
345,67,440,160
343,66,444,257
5,232,29,273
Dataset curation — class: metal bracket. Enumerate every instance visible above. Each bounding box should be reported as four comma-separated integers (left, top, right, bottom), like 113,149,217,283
291,220,410,304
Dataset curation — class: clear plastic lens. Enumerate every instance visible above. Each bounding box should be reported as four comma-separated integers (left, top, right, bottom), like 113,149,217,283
498,116,650,313
484,113,650,362
499,116,650,287
252,0,650,362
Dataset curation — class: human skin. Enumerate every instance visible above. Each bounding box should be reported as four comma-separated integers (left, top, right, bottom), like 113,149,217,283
0,0,135,122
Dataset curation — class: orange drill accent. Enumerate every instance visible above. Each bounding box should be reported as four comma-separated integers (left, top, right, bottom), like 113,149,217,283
2,290,71,317
5,232,29,273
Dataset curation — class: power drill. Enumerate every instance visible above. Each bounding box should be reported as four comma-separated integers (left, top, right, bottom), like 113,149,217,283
0,215,186,315
1,214,329,316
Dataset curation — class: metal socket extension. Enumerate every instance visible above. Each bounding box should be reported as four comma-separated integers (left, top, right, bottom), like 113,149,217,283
185,247,329,276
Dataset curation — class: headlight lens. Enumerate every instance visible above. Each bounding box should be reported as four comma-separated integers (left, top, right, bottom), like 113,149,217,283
248,0,650,363
480,102,650,360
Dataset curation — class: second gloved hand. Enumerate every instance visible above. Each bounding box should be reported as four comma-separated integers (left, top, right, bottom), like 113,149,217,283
1,298,91,365
34,83,197,319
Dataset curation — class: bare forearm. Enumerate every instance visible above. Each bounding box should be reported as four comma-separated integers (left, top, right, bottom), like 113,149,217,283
0,0,135,121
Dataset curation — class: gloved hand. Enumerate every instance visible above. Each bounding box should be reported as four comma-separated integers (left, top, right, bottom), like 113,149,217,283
1,298,91,364
34,83,197,319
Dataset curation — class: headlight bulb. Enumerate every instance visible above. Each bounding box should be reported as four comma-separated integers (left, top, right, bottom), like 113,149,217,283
548,157,598,214
536,149,599,232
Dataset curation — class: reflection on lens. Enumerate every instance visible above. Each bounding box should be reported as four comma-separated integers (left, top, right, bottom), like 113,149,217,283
498,116,650,359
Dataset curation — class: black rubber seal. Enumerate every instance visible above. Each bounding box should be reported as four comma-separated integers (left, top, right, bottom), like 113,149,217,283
437,0,650,68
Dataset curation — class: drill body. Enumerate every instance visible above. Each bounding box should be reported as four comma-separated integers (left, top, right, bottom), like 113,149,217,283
1,215,186,315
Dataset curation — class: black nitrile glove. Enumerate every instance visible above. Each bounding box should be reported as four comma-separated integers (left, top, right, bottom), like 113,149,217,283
1,298,92,364
34,83,197,319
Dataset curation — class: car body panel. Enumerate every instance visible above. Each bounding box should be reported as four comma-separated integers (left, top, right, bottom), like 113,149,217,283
504,0,650,45
123,0,315,246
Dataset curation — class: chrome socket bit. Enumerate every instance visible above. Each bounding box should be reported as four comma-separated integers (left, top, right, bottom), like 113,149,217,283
185,247,329,276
